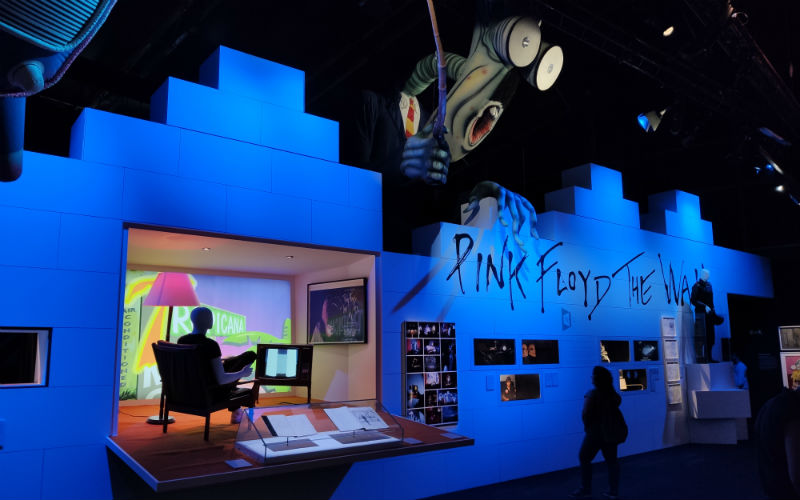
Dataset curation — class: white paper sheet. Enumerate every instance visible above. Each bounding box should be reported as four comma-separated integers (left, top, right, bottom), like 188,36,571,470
324,406,388,431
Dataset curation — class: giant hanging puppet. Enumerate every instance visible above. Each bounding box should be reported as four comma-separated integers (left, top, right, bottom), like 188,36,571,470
0,0,117,181
346,1,563,252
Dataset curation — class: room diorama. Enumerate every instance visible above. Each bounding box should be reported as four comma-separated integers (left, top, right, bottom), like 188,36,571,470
0,1,797,499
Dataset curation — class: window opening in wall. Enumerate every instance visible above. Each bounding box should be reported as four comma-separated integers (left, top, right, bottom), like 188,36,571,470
0,327,52,387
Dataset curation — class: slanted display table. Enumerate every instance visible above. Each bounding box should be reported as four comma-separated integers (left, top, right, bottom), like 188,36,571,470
235,400,403,464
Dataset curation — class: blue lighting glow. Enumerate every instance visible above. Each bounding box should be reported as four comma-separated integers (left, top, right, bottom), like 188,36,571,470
637,113,650,131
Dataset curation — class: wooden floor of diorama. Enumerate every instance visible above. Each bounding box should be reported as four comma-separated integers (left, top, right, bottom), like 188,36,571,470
111,396,473,489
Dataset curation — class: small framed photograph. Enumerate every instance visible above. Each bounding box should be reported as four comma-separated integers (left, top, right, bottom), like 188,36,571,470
780,352,800,389
600,340,630,363
474,339,515,365
308,278,367,344
618,369,648,392
499,374,541,401
522,340,559,364
663,339,679,361
779,326,800,351
634,340,660,362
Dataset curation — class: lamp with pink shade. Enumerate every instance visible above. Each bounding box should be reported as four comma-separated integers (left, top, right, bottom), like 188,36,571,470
144,272,200,425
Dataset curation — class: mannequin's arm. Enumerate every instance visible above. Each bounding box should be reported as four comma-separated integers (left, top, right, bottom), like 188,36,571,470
211,357,252,385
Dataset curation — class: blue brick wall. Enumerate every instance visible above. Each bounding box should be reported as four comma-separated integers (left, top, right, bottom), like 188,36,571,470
0,46,381,500
353,166,773,499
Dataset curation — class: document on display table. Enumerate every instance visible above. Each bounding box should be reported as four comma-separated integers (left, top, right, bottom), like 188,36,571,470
262,414,317,437
324,406,389,431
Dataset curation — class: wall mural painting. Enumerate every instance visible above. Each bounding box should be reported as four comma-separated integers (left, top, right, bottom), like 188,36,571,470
120,270,291,400
403,321,457,426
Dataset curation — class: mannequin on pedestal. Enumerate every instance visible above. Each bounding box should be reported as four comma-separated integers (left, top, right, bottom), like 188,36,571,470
690,269,723,363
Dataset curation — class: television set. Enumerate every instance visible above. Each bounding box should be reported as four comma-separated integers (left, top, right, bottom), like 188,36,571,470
255,344,314,396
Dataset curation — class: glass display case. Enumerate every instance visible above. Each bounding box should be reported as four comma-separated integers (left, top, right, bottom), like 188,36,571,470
235,399,403,464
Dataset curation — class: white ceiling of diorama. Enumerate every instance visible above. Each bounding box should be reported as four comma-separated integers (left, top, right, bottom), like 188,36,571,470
126,228,373,277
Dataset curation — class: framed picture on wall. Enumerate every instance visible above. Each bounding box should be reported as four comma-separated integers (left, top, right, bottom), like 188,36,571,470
307,278,367,344
634,340,660,361
600,340,630,363
499,374,541,401
618,369,648,392
522,340,559,364
779,326,800,351
780,352,800,389
474,339,515,365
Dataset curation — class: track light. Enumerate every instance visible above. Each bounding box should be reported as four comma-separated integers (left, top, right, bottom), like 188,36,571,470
775,185,785,193
662,26,675,37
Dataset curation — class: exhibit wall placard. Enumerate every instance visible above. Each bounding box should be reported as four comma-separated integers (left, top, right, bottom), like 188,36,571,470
403,321,457,426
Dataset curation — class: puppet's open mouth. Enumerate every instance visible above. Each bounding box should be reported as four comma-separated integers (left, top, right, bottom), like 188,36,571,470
467,101,503,148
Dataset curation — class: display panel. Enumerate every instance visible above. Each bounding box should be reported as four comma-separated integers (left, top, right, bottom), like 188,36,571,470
500,374,541,401
521,339,559,364
402,321,458,426
780,352,800,389
600,340,630,363
308,278,367,344
663,339,679,361
619,369,648,391
474,338,515,365
634,340,659,361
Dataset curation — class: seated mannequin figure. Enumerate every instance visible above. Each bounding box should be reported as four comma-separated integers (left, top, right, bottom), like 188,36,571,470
177,306,256,423
690,269,719,363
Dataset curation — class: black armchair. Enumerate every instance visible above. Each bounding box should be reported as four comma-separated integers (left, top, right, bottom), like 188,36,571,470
151,341,256,441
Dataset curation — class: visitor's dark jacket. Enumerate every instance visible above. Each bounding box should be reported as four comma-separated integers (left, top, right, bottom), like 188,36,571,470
582,387,622,438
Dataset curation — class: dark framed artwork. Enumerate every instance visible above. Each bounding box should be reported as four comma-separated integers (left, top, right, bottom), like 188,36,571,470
474,338,515,365
522,340,559,364
500,374,541,401
779,326,800,351
619,369,648,391
600,340,630,363
307,278,367,344
402,321,458,427
633,340,660,361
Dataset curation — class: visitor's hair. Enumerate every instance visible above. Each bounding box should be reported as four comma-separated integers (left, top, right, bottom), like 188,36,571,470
592,365,614,390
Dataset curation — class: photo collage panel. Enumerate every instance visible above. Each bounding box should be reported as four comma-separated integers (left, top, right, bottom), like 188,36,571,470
404,321,457,426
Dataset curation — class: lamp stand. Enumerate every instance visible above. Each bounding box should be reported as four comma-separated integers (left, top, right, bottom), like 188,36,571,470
147,305,176,425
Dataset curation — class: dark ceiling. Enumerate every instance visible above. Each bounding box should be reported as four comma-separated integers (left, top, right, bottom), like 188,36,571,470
22,0,800,260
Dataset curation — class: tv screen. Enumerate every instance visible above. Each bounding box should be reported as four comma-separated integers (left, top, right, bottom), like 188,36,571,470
264,347,298,378
255,344,313,385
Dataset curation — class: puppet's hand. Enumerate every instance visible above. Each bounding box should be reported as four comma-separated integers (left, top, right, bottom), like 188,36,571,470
400,124,450,184
463,181,539,249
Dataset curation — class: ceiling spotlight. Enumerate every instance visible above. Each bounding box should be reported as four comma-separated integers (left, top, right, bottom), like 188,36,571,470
285,255,295,260
201,247,211,251
662,26,675,37
775,185,785,193
637,109,667,132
